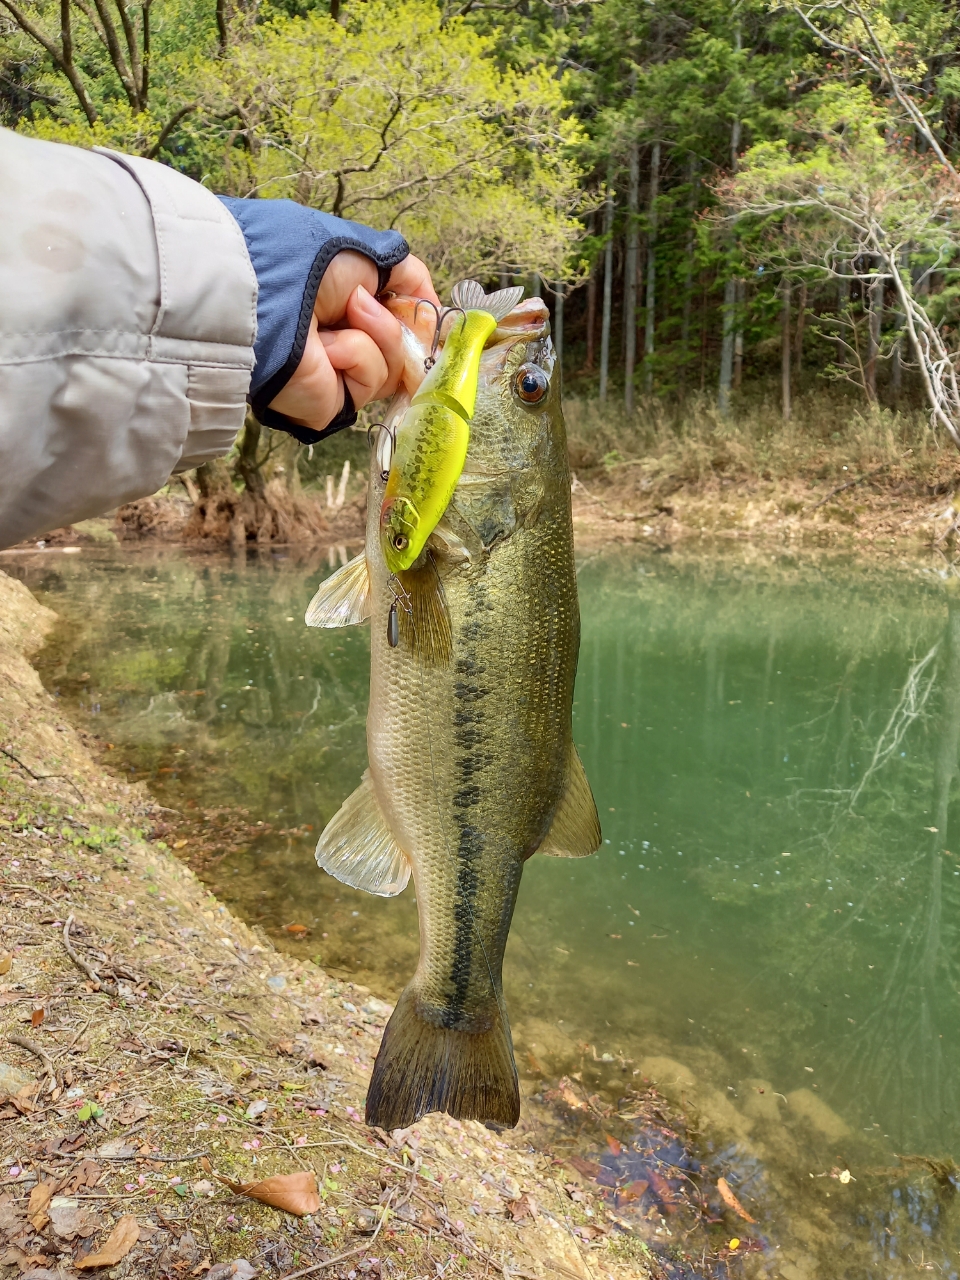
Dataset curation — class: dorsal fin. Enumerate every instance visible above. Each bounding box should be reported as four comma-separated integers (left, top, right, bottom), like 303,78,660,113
451,279,524,321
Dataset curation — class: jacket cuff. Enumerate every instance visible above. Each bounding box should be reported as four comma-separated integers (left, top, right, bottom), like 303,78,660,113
218,197,408,435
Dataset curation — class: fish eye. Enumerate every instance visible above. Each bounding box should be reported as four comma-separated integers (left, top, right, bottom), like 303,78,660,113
393,534,408,550
515,364,549,405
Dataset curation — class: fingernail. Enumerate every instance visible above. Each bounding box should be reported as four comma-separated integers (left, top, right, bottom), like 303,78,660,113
354,284,380,315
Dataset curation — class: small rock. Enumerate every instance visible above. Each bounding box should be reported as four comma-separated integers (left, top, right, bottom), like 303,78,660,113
207,1261,258,1280
341,1001,357,1013
361,998,393,1018
266,975,286,993
0,1061,34,1096
245,1099,268,1120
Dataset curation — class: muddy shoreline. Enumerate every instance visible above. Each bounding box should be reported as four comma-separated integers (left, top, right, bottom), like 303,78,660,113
24,457,960,559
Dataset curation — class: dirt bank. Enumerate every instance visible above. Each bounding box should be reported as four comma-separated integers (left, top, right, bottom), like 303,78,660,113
569,468,960,551
0,571,654,1280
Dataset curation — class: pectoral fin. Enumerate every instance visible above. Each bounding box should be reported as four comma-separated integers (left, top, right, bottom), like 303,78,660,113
397,554,452,666
538,746,601,858
315,770,411,896
305,553,370,628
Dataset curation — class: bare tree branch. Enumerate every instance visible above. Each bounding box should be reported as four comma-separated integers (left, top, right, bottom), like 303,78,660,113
0,0,98,123
145,101,198,159
793,1,959,181
89,0,139,109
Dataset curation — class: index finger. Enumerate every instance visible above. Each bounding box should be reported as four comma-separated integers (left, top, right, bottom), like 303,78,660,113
383,254,440,307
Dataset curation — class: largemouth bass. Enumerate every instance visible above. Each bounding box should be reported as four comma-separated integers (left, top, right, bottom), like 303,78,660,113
379,280,522,575
305,283,600,1129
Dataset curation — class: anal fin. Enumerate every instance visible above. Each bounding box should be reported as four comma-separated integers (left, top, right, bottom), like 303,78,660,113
397,553,452,666
538,745,601,858
316,770,410,896
305,553,370,628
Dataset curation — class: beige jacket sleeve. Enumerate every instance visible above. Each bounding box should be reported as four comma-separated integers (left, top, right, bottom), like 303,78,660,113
0,129,257,549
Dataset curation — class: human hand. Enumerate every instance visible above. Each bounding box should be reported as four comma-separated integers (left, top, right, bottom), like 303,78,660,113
268,251,440,432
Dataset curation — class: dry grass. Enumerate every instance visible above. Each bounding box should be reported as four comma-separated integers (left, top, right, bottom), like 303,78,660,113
564,390,960,547
565,390,953,486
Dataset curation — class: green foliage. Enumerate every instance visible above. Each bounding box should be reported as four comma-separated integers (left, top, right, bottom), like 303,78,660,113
7,0,960,407
194,0,584,284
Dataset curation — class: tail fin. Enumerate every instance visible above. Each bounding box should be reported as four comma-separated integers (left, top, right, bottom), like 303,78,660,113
365,986,520,1130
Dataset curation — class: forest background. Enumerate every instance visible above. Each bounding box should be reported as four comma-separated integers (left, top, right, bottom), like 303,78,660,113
5,0,960,532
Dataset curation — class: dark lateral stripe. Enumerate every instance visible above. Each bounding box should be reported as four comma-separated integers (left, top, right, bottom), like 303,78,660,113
445,591,490,1026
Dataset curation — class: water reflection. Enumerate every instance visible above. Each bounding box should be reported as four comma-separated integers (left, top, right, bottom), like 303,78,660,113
8,542,960,1276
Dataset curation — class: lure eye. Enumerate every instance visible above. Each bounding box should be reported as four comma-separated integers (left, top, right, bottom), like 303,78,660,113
515,364,549,405
393,534,408,551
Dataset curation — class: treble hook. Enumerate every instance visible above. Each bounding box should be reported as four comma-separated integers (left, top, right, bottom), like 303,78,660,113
424,304,467,371
366,421,396,482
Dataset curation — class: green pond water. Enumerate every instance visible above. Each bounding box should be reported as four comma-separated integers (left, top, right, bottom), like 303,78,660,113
7,540,960,1277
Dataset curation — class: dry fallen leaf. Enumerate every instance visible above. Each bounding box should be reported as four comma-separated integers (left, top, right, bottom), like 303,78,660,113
75,1214,141,1268
31,1007,45,1029
0,1248,50,1270
567,1156,603,1180
62,1161,102,1194
717,1177,757,1224
28,1180,58,1231
10,1084,37,1115
48,1196,100,1240
215,1170,320,1216
0,952,12,975
508,1193,537,1222
616,1179,649,1204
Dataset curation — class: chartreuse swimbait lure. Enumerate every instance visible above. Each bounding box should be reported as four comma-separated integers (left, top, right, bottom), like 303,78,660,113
379,280,522,578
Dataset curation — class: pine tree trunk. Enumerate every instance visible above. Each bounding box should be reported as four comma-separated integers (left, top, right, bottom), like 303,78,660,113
584,264,597,372
781,279,792,422
644,140,660,394
680,155,698,357
599,175,615,403
718,106,742,416
623,141,640,414
733,280,744,390
718,278,737,415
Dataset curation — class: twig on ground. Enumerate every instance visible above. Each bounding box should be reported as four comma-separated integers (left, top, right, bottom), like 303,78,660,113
0,745,85,802
8,1033,56,1085
571,474,655,523
807,459,902,512
62,914,119,997
4,883,70,910
280,1209,386,1280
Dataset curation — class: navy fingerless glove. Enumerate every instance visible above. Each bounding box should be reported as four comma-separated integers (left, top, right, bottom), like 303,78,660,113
219,197,408,444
